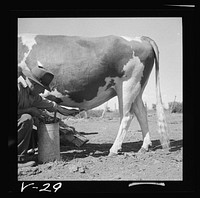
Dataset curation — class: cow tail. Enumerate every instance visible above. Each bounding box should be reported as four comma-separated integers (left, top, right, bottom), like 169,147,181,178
144,37,170,149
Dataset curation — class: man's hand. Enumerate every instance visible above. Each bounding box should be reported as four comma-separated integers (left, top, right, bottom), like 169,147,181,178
56,105,80,116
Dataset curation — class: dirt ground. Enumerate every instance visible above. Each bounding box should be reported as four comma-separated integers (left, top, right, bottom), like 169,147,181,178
18,111,182,181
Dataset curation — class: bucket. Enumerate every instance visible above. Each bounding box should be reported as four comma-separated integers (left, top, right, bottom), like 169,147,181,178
38,122,60,163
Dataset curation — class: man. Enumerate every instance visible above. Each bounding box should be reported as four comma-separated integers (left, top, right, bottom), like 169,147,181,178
18,65,79,167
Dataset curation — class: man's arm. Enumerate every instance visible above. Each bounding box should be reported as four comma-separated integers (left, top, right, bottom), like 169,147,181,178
18,107,44,117
32,94,80,116
32,94,57,112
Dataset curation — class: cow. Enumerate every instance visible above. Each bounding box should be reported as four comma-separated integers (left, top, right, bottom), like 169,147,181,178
18,34,170,156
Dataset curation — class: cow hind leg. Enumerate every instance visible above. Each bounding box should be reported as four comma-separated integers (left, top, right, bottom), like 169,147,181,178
109,111,134,156
109,81,141,156
132,95,152,152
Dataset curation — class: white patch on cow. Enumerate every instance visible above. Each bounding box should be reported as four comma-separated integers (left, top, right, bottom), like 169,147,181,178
123,51,144,80
121,36,142,43
20,34,37,51
18,34,37,70
132,36,142,43
121,36,134,41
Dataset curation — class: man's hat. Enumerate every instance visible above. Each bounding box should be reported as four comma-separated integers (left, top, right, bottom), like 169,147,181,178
22,66,54,91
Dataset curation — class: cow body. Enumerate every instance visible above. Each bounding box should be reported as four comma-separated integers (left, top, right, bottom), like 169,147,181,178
18,34,170,155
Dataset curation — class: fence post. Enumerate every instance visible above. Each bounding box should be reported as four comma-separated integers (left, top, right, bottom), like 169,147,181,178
101,102,108,118
171,95,176,113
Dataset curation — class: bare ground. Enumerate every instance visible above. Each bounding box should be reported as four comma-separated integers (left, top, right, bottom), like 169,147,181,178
18,111,182,181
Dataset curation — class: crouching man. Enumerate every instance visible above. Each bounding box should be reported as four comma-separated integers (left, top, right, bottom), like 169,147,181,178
18,65,80,167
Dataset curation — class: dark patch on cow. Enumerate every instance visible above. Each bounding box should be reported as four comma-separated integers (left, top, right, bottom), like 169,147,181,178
27,36,132,103
64,39,133,103
140,56,154,88
18,35,154,104
18,37,29,64
100,38,132,78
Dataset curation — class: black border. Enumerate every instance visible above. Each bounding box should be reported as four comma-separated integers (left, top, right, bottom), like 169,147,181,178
9,8,196,193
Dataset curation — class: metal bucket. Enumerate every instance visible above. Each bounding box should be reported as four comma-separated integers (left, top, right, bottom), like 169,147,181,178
38,122,60,163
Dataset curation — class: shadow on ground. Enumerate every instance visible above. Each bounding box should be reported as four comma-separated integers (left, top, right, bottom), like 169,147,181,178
60,138,182,161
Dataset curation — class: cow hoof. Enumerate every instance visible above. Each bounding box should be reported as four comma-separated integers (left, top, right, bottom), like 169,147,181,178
161,142,170,150
108,152,118,157
138,147,148,154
